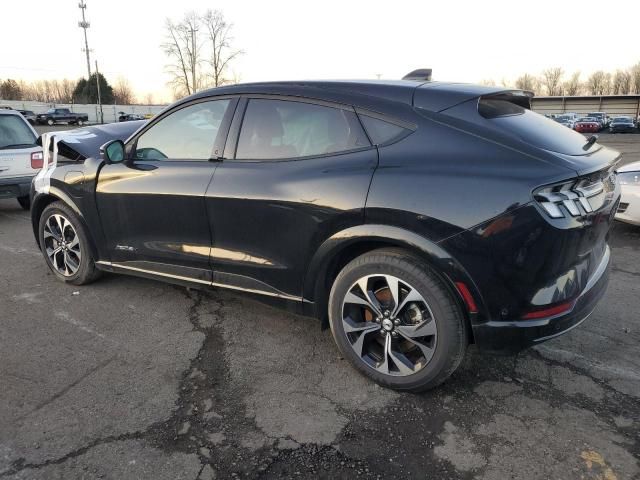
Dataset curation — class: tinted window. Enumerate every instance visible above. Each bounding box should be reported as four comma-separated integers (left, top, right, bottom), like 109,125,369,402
135,100,230,160
236,99,369,160
478,99,592,156
0,115,36,149
359,115,409,145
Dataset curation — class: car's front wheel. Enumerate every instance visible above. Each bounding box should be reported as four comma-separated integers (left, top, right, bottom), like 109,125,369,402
46,118,54,126
38,201,101,285
328,248,468,392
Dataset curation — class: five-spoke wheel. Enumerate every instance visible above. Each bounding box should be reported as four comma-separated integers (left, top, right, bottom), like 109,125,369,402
329,248,467,392
341,274,437,376
38,201,101,285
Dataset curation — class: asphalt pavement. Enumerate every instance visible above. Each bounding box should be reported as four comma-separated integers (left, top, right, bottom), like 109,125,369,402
0,133,638,479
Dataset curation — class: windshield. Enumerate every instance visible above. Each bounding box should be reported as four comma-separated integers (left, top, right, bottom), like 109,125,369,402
588,113,603,118
0,115,37,149
612,117,631,123
46,109,55,114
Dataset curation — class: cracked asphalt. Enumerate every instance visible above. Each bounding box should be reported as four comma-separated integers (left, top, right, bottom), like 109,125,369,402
0,134,639,479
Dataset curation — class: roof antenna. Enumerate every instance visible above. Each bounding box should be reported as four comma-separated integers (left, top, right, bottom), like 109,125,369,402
402,69,432,81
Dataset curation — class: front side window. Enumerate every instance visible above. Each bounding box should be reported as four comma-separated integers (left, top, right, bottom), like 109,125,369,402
135,99,231,160
236,99,369,160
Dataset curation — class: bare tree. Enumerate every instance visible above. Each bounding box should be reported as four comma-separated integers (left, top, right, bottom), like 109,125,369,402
630,63,640,94
114,77,135,104
541,68,564,96
586,71,612,95
612,70,631,95
563,72,582,96
514,73,539,93
144,93,154,105
202,9,243,87
162,12,202,97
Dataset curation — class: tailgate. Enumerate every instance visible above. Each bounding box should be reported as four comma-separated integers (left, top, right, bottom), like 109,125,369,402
0,147,40,179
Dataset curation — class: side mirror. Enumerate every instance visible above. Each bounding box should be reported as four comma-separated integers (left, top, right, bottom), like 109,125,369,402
101,140,125,164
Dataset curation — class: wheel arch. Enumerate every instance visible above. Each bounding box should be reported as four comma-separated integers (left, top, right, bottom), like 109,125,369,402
303,224,485,337
31,189,100,260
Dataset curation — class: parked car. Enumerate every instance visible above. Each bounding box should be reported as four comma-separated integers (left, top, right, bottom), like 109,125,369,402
0,109,42,209
30,78,620,392
17,109,37,125
574,117,601,133
36,108,89,126
615,161,640,225
587,112,609,129
118,112,146,122
555,114,576,129
609,116,636,133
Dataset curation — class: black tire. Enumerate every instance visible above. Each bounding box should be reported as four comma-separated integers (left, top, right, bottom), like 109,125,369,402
17,195,30,210
46,118,54,126
38,201,101,285
328,248,468,392
77,119,84,126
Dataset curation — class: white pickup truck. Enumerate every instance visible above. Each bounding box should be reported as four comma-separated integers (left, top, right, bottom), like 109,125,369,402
0,109,43,209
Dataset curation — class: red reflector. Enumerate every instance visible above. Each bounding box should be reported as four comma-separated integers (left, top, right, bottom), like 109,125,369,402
522,300,574,320
31,151,44,169
455,282,478,313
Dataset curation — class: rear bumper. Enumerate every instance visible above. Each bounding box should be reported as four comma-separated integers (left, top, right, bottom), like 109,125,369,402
0,175,34,198
472,245,610,353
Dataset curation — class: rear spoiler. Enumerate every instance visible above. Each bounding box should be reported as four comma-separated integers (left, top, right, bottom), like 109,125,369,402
414,83,534,113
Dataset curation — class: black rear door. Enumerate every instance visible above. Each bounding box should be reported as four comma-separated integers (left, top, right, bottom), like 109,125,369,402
96,97,236,283
204,96,377,300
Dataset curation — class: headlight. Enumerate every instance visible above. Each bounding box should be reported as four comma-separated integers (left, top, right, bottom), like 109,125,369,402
618,172,640,185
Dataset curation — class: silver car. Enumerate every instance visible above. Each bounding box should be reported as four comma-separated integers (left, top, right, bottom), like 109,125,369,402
0,109,42,209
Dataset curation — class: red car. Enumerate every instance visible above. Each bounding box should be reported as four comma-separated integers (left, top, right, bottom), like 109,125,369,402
574,117,601,133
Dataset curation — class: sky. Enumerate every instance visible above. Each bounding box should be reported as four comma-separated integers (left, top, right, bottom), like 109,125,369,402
1,0,639,103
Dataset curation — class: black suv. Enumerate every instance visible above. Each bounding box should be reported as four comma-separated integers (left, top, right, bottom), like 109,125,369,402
30,79,620,391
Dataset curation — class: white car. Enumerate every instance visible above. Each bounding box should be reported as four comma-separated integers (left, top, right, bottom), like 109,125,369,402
0,109,43,209
616,161,640,226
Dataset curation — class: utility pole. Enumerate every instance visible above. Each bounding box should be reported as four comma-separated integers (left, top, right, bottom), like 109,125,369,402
78,0,92,79
95,60,103,124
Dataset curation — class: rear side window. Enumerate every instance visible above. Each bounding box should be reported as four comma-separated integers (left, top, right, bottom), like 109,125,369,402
236,99,369,160
358,115,410,145
0,115,36,149
478,98,592,156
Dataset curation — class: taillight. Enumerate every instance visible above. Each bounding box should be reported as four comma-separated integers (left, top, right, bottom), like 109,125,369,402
31,151,44,169
534,172,616,219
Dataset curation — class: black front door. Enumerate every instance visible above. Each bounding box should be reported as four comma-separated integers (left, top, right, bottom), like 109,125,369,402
205,96,378,300
96,97,236,282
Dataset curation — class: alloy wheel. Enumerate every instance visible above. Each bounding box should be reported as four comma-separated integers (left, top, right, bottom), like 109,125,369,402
341,274,438,376
43,214,82,277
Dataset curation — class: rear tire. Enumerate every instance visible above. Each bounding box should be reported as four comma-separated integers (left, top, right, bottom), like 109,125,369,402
17,195,30,210
38,201,101,285
328,248,467,392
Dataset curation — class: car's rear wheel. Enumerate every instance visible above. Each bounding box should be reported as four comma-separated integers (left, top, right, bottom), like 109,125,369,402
328,248,467,392
17,195,30,210
38,201,101,285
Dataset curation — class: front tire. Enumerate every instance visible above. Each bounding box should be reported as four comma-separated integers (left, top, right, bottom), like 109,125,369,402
38,201,101,285
77,119,84,126
328,248,467,392
46,118,54,126
17,195,30,210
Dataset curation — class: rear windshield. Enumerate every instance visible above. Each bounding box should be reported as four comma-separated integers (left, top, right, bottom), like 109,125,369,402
478,99,594,156
0,114,37,149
